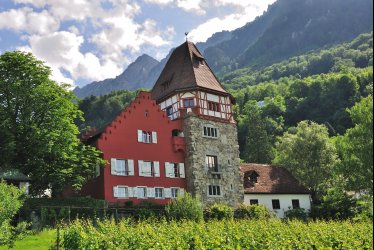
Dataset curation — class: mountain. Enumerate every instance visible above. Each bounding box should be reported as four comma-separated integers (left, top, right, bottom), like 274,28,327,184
203,0,373,72
74,54,159,99
75,0,373,98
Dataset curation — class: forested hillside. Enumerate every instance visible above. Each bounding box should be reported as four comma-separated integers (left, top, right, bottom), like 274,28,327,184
233,32,372,162
78,32,373,165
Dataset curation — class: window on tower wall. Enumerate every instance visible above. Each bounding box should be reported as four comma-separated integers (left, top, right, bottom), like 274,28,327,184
206,155,219,172
183,98,194,108
203,126,218,138
208,101,220,112
208,185,221,196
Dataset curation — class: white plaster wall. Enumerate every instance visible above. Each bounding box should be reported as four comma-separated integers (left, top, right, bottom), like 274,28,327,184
244,194,311,218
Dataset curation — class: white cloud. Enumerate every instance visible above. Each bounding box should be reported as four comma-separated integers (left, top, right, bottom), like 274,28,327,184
28,31,123,83
189,0,276,42
0,7,59,34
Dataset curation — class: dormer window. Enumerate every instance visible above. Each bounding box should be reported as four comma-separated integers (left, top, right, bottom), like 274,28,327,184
244,170,259,188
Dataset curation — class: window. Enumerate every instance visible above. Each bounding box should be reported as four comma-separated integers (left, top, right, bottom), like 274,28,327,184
173,163,179,178
166,106,173,117
208,185,221,196
113,186,129,198
139,161,160,177
137,130,157,144
272,199,280,210
208,101,220,112
203,126,218,138
250,199,259,205
206,155,219,172
111,159,134,176
137,187,147,199
171,188,179,198
183,98,194,108
292,199,300,209
165,162,185,178
155,188,164,199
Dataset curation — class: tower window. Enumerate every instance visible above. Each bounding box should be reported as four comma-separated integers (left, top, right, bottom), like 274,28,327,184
206,155,219,172
203,126,218,138
166,106,173,117
208,185,221,196
208,101,220,112
183,98,194,108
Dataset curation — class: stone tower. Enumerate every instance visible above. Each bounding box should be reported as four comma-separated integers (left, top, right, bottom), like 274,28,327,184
151,41,243,206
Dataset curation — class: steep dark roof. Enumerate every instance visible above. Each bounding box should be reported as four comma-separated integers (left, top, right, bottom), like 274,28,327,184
151,41,229,102
241,163,310,194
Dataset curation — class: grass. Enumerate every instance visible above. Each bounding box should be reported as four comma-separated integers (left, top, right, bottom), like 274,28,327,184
0,229,56,250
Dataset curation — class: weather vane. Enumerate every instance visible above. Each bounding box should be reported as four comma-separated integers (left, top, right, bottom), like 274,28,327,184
185,32,189,41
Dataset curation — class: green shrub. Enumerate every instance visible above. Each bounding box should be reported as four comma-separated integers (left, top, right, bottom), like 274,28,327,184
284,208,309,221
234,204,273,219
205,204,233,220
311,188,356,220
165,193,203,222
353,195,373,221
0,181,28,247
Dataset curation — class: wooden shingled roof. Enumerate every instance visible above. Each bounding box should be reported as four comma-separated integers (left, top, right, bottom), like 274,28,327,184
241,163,310,194
151,41,229,102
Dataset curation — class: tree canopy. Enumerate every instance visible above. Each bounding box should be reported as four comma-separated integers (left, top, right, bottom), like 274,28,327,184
0,51,105,196
273,121,340,202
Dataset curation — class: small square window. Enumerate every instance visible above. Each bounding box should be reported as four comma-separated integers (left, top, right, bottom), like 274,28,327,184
292,199,300,209
250,199,259,205
137,187,147,199
272,199,280,210
183,98,194,108
155,188,164,199
171,188,179,198
208,185,221,196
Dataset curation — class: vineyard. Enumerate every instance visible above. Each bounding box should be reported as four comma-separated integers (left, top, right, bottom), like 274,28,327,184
62,219,372,249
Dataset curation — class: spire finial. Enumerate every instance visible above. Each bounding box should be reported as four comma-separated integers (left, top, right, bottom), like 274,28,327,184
185,32,189,41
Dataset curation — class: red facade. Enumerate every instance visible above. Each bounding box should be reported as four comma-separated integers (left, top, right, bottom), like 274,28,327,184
81,92,186,205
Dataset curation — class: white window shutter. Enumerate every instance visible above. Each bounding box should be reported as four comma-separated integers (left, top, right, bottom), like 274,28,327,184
164,188,172,198
113,186,118,198
153,161,160,177
165,163,173,178
147,187,154,198
152,131,158,144
180,188,185,198
128,187,134,198
111,158,117,175
138,160,144,176
137,130,143,142
128,160,135,176
150,188,155,198
179,163,185,178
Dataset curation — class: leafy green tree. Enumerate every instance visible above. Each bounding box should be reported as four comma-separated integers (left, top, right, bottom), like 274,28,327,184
0,51,105,196
336,95,373,194
239,101,273,163
273,121,339,202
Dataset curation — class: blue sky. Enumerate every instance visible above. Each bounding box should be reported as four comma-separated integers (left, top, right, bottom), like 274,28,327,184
0,0,275,88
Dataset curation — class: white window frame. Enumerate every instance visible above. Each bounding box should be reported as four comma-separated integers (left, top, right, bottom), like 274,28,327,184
202,125,219,139
139,160,160,177
171,187,179,199
113,185,129,199
165,162,185,178
136,186,147,199
137,130,157,144
111,158,135,176
207,185,222,197
154,187,164,199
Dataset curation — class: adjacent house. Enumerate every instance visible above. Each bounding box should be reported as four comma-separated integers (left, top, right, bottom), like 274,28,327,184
241,163,311,218
0,169,31,194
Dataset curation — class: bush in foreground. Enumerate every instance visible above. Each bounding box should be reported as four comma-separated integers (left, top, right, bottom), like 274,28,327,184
62,219,373,250
165,193,203,222
234,204,273,219
205,204,233,220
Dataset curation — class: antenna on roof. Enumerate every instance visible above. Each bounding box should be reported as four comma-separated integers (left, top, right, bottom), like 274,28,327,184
185,32,189,41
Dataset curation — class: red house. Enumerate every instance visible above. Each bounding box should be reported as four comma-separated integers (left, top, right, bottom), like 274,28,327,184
81,41,243,206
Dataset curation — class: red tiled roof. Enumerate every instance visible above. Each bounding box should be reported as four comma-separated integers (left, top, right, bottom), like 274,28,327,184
241,163,310,194
151,41,229,102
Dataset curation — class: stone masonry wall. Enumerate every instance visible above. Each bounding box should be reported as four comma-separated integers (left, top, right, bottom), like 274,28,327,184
183,114,244,207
